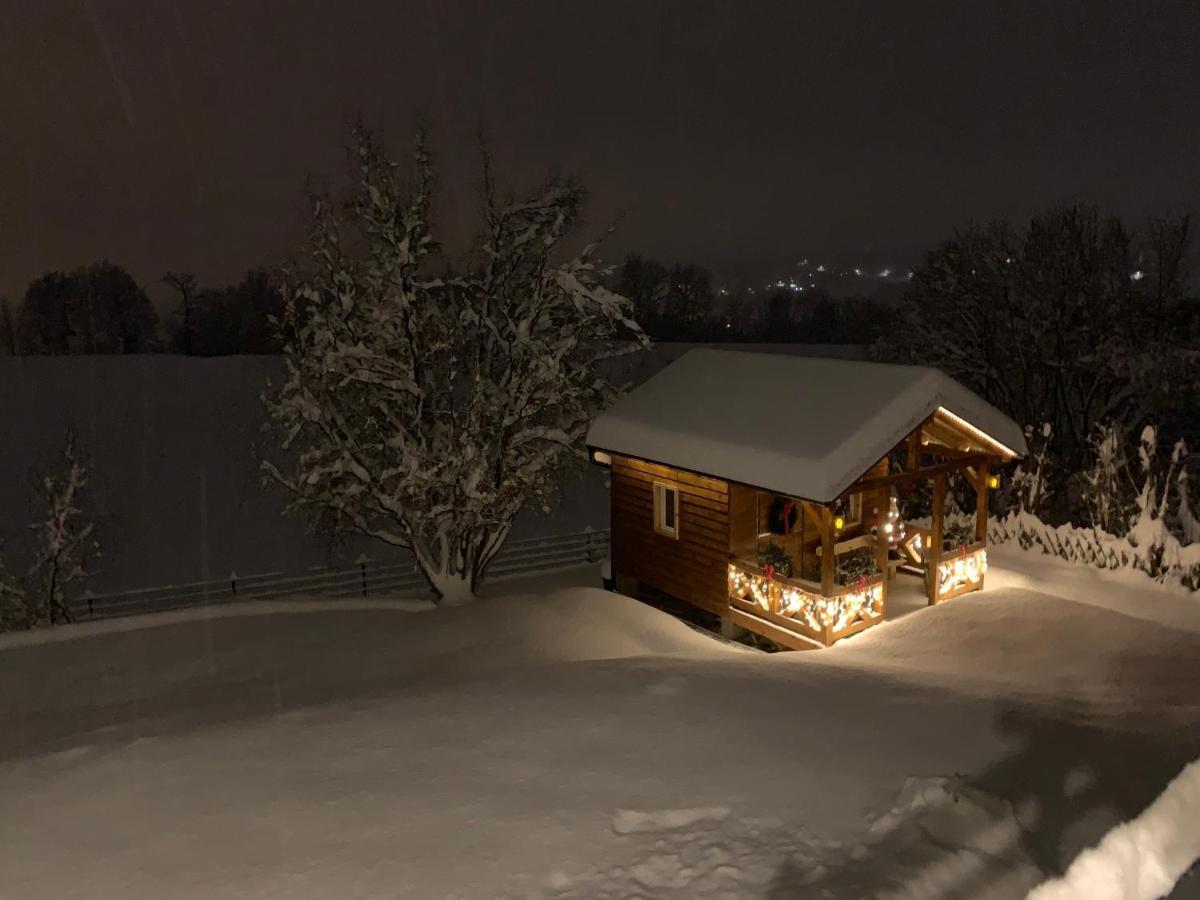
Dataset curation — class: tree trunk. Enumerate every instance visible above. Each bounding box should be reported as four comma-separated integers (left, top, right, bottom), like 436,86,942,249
426,569,475,607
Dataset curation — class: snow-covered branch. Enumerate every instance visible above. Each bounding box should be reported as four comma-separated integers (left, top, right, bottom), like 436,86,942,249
263,129,646,602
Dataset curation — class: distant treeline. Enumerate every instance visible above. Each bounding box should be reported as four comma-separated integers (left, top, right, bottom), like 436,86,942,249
0,256,889,356
611,256,890,344
0,264,283,357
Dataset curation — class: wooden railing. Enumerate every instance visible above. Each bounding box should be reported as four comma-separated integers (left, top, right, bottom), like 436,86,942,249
727,558,885,647
934,541,987,602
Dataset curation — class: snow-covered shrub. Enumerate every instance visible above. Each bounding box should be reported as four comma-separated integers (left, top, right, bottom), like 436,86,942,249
263,129,646,604
0,554,32,631
1076,422,1135,536
1,432,100,630
26,431,100,625
990,424,1200,591
1178,463,1200,545
994,423,1054,518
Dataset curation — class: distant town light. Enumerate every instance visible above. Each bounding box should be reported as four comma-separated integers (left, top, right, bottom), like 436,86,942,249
854,267,863,276
879,268,891,277
1131,269,1145,281
816,264,826,272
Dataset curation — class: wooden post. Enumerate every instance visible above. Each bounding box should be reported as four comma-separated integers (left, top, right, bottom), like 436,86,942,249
975,461,990,591
907,428,922,472
874,484,890,617
820,506,835,597
928,473,945,605
975,461,990,543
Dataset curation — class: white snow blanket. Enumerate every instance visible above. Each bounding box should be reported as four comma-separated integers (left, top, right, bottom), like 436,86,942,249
0,551,1197,899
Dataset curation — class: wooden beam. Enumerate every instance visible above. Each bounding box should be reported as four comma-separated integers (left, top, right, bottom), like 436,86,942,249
728,607,824,651
850,453,993,495
874,483,890,619
907,427,923,472
928,473,945,604
925,443,980,463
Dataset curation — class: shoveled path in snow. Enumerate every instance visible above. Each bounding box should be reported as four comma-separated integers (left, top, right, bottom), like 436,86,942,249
0,554,1197,899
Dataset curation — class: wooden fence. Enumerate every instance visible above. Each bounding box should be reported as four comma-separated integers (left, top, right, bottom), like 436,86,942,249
65,530,611,621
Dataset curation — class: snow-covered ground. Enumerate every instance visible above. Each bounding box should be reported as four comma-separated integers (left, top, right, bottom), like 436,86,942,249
0,550,1197,899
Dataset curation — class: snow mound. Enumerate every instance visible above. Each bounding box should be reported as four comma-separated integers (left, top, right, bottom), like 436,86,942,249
1027,756,1200,900
821,586,1200,726
486,587,739,662
513,777,1044,900
612,807,730,834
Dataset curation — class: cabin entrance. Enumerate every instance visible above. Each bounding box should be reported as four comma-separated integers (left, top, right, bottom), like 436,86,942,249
724,412,1002,647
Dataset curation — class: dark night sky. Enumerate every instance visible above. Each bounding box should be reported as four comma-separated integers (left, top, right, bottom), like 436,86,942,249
2,0,1198,302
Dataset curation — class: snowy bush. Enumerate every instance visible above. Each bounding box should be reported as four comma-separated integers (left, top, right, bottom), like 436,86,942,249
992,423,1055,519
1076,422,1135,536
263,129,646,604
0,555,32,631
26,431,100,624
0,431,100,630
987,420,1200,591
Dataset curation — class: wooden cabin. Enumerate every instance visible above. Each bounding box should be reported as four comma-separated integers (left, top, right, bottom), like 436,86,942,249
585,349,1026,649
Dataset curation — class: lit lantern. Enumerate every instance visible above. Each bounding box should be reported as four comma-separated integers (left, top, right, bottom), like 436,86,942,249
987,474,1000,490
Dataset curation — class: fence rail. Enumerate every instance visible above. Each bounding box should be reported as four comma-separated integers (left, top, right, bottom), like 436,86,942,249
66,530,611,622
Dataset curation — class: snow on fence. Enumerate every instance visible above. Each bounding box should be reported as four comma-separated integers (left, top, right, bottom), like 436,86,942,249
65,530,611,621
988,510,1200,592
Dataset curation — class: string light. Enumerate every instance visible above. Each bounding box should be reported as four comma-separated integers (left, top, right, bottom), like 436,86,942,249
937,548,987,595
728,563,884,640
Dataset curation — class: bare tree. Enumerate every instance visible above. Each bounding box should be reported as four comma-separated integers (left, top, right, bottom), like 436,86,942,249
162,271,198,355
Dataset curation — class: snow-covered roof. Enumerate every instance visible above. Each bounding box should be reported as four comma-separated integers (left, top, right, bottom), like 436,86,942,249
586,349,1026,503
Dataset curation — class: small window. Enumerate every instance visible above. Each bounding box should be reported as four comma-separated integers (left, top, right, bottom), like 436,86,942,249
845,493,863,527
653,482,680,539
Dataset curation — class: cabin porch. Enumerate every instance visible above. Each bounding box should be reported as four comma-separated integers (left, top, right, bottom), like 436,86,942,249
724,426,998,649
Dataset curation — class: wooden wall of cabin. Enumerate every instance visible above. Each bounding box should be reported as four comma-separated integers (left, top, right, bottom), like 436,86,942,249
609,454,731,617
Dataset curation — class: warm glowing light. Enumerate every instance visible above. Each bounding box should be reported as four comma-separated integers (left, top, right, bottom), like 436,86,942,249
592,450,612,466
987,474,1000,489
935,407,1020,459
728,562,884,638
937,548,987,595
833,515,845,530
